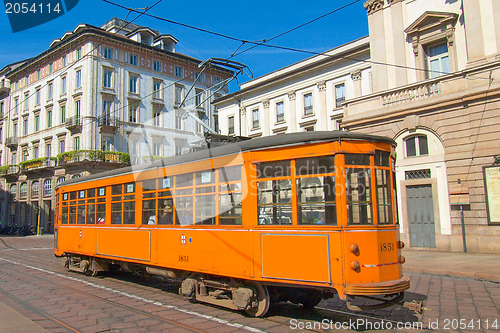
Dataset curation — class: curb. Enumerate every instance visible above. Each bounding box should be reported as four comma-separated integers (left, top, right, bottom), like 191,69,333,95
403,267,500,284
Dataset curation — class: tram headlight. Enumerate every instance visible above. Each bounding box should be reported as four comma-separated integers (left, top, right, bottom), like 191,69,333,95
350,261,361,272
349,243,360,256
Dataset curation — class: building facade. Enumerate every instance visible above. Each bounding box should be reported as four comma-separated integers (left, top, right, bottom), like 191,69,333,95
0,18,231,233
216,0,500,253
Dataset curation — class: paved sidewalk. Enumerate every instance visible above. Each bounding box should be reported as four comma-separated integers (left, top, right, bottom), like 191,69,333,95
403,249,500,283
0,300,49,333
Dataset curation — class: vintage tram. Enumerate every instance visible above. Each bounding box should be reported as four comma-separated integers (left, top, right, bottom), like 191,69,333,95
54,131,409,317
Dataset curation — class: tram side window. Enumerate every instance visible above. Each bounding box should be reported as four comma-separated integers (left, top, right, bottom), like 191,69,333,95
123,183,135,225
376,169,393,224
142,199,156,225
62,202,69,224
158,198,174,225
96,187,106,224
219,166,242,225
296,156,336,225
87,199,96,224
195,170,216,225
258,180,292,225
176,173,194,225
346,168,372,225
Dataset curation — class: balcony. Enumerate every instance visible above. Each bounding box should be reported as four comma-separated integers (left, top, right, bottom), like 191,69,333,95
0,164,20,179
5,137,18,149
65,116,83,131
0,78,10,94
98,116,119,133
19,157,58,173
57,150,130,167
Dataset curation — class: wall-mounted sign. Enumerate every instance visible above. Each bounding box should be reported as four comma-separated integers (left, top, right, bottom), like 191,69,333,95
484,166,500,224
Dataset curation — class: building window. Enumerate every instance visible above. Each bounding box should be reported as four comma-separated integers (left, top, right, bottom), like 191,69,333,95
153,143,161,156
152,108,161,127
46,143,51,157
60,105,66,124
130,54,137,66
174,84,184,105
74,136,80,151
49,62,53,74
14,98,18,114
426,43,450,79
175,66,183,78
129,75,138,94
13,123,18,139
61,76,66,95
175,109,182,130
153,80,162,99
228,116,234,135
102,100,111,117
276,101,284,123
31,181,39,197
23,118,28,136
304,126,315,131
47,110,52,128
75,70,81,88
76,47,82,60
252,109,259,129
103,69,113,88
304,93,313,115
37,69,41,80
175,141,185,156
12,152,16,164
335,83,345,108
405,135,429,157
47,82,53,100
35,88,40,105
33,146,39,159
104,47,113,60
128,105,137,123
59,139,65,154
195,89,204,109
75,100,81,118
24,92,29,110
0,101,3,117
57,176,66,185
153,61,161,72
62,55,66,67
10,184,17,198
34,114,40,132
102,136,113,151
20,182,27,198
43,179,52,196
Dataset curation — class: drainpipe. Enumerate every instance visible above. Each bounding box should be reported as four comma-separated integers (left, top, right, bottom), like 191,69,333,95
460,204,467,253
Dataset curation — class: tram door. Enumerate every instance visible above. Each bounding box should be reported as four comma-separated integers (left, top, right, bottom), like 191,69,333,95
407,185,436,248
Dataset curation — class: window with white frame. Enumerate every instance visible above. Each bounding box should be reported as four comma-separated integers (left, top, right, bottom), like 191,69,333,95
76,47,81,60
102,99,111,117
153,61,161,72
43,179,52,196
335,83,345,108
47,82,53,100
252,109,259,129
60,105,66,124
62,55,66,67
153,142,162,156
426,43,450,79
129,74,138,94
47,109,52,128
57,176,66,185
20,182,27,198
35,88,40,105
228,116,235,135
46,143,51,157
14,98,18,114
405,135,429,157
276,101,284,123
196,111,205,133
174,84,184,105
33,146,39,159
304,93,313,115
24,92,29,110
128,104,138,123
31,181,39,197
23,117,28,136
49,62,53,74
130,54,137,66
153,108,161,127
61,76,66,95
103,69,113,88
104,47,113,60
175,109,182,130
153,79,162,99
75,70,81,88
59,139,65,153
195,89,204,109
34,114,39,132
37,69,41,80
102,136,113,151
75,100,81,119
74,136,80,151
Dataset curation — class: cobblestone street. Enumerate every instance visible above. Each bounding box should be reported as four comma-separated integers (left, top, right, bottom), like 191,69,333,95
0,235,498,332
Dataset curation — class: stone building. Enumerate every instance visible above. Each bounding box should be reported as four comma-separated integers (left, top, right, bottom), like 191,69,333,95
216,0,500,253
0,18,232,232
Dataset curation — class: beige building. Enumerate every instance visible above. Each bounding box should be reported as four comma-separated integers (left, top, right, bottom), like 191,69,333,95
0,18,231,232
216,0,500,253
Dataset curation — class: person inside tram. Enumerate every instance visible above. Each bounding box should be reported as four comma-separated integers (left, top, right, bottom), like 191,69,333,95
159,204,174,225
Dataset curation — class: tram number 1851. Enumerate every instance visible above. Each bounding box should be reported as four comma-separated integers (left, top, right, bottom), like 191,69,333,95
380,243,394,252
179,255,189,262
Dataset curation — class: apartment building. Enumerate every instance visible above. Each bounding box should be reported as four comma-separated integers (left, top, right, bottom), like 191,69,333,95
216,0,500,254
214,37,371,136
0,18,232,232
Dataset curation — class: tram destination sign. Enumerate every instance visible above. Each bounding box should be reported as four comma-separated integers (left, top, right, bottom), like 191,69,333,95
484,165,500,225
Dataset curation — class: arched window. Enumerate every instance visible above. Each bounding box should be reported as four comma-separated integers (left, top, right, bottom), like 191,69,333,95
405,135,428,157
71,174,82,179
43,179,52,196
20,182,28,198
10,184,17,198
57,176,66,185
31,181,39,197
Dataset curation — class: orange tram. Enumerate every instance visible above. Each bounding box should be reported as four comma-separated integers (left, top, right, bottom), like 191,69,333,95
54,131,412,317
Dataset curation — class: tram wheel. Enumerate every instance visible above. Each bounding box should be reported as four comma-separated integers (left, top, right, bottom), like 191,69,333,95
301,290,322,308
244,282,270,317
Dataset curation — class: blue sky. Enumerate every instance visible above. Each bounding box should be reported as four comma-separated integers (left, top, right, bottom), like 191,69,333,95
0,0,369,91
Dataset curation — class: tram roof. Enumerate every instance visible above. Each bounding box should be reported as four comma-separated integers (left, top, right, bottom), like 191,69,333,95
57,131,395,188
